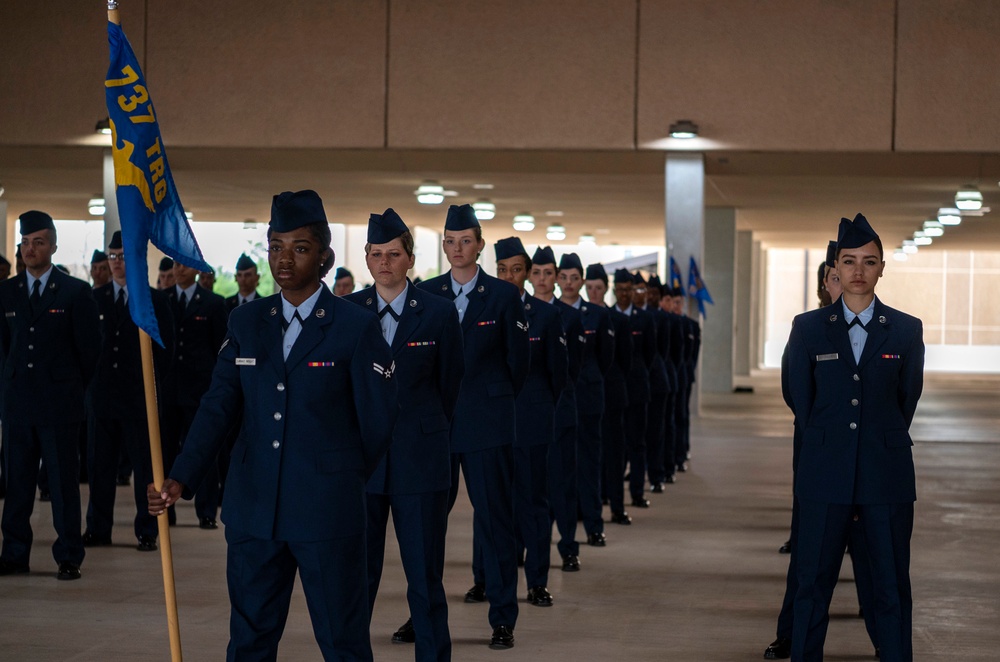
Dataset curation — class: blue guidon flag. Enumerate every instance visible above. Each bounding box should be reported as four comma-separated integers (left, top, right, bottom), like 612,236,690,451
669,256,685,292
687,256,714,318
105,20,210,346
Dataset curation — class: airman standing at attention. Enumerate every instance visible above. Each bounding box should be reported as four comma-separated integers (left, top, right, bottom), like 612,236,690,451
494,238,567,608
333,267,355,296
225,253,263,312
149,189,397,661
529,247,585,572
346,209,464,661
83,231,174,553
560,257,614,548
0,211,100,581
156,257,175,290
639,275,675,494
90,250,111,289
416,204,529,650
198,267,216,293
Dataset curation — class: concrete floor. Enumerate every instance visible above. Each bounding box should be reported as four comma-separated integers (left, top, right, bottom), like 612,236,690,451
1,371,998,661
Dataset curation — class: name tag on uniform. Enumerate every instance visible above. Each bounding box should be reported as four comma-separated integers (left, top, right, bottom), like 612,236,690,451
235,358,256,366
816,353,838,362
5,312,15,318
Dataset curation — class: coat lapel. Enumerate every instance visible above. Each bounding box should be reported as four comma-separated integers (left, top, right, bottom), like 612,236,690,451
285,289,336,372
823,303,857,370
256,296,285,370
30,270,60,321
858,298,890,370
461,274,487,331
391,283,422,354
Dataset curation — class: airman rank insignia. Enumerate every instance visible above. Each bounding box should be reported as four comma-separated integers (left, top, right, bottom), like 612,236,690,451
608,329,615,337
515,321,527,331
218,338,230,354
579,335,586,343
559,336,567,345
373,360,395,380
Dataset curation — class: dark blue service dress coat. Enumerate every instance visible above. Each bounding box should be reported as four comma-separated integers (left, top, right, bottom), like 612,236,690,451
169,287,398,661
785,296,923,662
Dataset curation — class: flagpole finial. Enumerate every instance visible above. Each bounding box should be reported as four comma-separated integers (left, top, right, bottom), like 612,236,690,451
108,1,121,25
108,1,119,8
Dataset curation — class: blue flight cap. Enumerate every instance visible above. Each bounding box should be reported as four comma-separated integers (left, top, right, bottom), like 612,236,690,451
531,246,556,266
367,208,409,244
444,204,480,232
632,272,647,285
836,213,880,252
92,250,109,263
334,267,353,281
559,253,584,274
671,286,684,297
159,257,174,271
585,263,608,284
19,210,55,236
614,268,632,284
270,190,327,233
647,274,662,289
235,253,256,271
494,236,528,261
825,240,838,268
108,230,123,251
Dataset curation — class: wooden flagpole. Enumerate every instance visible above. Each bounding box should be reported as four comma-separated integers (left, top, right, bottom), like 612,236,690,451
108,3,183,660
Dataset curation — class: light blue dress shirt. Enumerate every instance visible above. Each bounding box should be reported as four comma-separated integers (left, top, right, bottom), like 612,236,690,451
377,289,407,346
281,286,324,361
451,267,480,323
843,298,875,364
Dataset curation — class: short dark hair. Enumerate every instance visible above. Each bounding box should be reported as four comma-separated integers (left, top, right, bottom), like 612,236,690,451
268,220,334,278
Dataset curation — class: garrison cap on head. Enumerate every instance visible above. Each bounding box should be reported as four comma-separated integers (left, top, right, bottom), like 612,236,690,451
202,266,215,275
334,267,353,281
614,268,632,284
672,287,684,297
836,213,879,252
235,253,256,272
647,274,662,289
444,204,480,232
531,246,556,266
585,263,608,283
18,210,55,235
559,252,584,274
367,208,409,244
92,250,109,264
108,230,123,251
159,257,174,271
269,190,327,233
825,240,838,268
632,273,647,285
494,236,528,261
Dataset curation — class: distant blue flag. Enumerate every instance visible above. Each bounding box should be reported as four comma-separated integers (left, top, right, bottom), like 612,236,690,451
669,256,684,292
105,21,210,346
687,256,714,317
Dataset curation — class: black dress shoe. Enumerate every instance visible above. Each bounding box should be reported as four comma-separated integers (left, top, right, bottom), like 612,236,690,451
0,560,30,576
526,586,553,607
82,531,112,547
57,562,81,581
778,540,791,554
610,511,632,525
586,532,606,547
136,536,157,552
489,625,514,649
631,497,650,508
464,583,486,603
651,483,664,493
561,554,580,572
392,618,415,644
763,637,791,659
663,474,676,484
677,463,687,473
199,517,218,530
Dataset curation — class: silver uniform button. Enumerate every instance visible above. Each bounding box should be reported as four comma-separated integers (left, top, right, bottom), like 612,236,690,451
112,363,118,369
29,327,34,332
27,344,33,350
851,399,859,406
27,362,33,368
274,412,282,421
276,383,285,392
853,374,860,381
849,422,857,430
272,440,280,449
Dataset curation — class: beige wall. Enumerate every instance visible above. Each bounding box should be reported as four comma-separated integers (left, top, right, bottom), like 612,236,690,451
4,1,1000,152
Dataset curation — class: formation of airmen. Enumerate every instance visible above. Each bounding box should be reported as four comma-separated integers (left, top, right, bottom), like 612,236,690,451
0,194,704,660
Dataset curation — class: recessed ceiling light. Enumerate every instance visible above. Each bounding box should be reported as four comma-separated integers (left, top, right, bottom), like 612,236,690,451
512,213,535,232
472,183,494,190
922,220,945,236
579,234,596,244
955,185,983,211
893,248,908,262
414,180,458,205
472,199,496,221
669,119,699,139
595,228,611,235
937,207,962,226
545,211,564,217
185,210,194,221
902,240,918,254
88,197,105,216
546,224,566,241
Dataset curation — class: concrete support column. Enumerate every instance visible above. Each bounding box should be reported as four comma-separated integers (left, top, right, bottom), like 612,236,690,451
734,229,753,386
702,208,735,394
665,153,705,409
0,200,8,263
751,239,764,370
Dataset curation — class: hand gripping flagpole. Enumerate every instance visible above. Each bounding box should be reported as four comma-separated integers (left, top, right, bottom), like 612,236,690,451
107,5,183,661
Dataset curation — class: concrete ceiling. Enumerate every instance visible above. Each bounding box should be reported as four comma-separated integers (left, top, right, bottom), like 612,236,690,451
2,145,999,253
